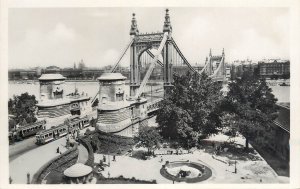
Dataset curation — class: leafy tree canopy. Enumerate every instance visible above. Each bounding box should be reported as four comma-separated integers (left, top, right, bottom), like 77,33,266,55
8,92,38,126
223,70,278,149
156,72,224,146
134,126,162,153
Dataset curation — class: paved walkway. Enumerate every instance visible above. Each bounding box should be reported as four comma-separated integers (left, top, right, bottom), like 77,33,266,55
9,137,67,184
77,144,89,164
94,134,286,184
9,137,37,161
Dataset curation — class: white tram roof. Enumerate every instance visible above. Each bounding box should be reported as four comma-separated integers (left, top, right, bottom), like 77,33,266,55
38,74,66,81
64,163,92,177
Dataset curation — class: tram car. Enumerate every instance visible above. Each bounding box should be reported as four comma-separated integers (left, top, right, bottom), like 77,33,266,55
35,115,90,145
9,120,46,143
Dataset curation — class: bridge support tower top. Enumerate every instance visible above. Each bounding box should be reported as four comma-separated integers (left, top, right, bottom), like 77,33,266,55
129,9,174,98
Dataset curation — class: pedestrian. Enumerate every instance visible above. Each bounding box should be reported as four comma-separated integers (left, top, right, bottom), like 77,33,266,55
160,156,163,162
9,176,12,184
108,172,110,178
27,173,30,184
103,155,106,162
113,155,116,161
56,147,60,153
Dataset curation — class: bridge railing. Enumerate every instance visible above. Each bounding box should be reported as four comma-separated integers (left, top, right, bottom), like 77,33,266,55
147,99,163,113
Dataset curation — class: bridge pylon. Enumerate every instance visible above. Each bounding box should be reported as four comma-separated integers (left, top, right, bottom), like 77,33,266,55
162,9,173,98
129,9,174,98
129,13,140,97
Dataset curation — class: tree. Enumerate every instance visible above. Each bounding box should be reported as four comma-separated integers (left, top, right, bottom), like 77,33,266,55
8,93,38,126
223,70,278,150
156,72,224,147
134,126,162,155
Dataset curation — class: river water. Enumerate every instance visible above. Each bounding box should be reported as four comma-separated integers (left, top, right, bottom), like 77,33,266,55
8,81,290,103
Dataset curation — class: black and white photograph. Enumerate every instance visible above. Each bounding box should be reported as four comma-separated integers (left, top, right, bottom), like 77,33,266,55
1,0,300,188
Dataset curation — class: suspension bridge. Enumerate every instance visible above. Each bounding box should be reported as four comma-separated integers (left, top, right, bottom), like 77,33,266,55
92,9,227,136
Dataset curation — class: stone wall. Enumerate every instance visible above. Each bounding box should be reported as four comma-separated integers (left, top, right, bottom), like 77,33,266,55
78,137,95,167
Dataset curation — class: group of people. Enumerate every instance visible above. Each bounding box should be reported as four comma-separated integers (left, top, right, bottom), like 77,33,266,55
97,155,117,174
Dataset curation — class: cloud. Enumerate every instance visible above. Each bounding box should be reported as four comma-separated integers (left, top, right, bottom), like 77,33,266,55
48,23,76,41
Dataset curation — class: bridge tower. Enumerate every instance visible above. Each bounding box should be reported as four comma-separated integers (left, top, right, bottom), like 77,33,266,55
162,9,173,96
129,9,174,97
129,13,140,97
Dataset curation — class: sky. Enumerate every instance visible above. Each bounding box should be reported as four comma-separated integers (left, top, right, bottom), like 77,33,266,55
8,7,289,69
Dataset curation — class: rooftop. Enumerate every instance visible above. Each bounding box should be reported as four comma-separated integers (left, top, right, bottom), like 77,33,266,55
98,100,130,111
36,98,71,107
38,74,66,81
97,73,126,81
63,163,92,177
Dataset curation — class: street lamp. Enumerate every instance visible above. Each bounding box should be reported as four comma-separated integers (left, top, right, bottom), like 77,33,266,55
108,125,111,167
234,160,237,174
187,139,190,154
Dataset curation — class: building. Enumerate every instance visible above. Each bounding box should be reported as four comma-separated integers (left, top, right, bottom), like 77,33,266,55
96,73,147,137
258,59,290,79
36,74,92,128
8,68,41,80
230,60,258,80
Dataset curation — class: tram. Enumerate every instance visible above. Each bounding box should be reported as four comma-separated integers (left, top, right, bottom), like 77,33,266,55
9,120,46,143
35,115,90,145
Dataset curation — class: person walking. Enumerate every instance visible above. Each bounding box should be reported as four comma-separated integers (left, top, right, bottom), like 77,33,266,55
27,173,30,184
56,147,60,153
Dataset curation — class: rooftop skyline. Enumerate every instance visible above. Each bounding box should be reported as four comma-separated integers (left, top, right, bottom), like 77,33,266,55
9,7,289,69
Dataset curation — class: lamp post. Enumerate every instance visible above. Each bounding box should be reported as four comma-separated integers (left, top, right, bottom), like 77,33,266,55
187,139,190,154
234,160,237,174
151,84,153,102
108,126,110,167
